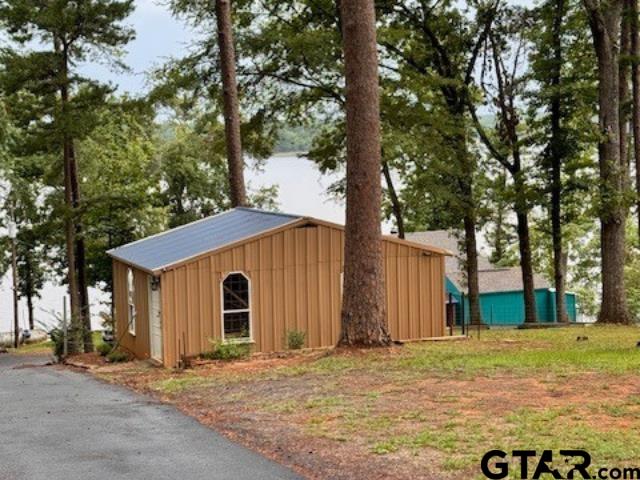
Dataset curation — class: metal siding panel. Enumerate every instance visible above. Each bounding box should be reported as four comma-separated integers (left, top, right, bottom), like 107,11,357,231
149,224,448,365
398,249,409,340
408,255,418,339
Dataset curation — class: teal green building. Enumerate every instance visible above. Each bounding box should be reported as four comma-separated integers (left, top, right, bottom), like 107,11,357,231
445,274,578,325
406,231,579,326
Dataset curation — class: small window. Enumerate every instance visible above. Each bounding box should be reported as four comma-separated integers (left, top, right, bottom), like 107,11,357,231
127,268,136,335
221,272,251,341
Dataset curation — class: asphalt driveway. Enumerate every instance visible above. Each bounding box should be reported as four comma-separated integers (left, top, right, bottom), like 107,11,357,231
0,353,301,480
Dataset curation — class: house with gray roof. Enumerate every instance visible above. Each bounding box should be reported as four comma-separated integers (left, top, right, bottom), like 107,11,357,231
405,230,578,325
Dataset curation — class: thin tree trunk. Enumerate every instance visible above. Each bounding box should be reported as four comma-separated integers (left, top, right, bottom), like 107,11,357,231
57,39,82,353
381,159,405,239
488,33,537,324
490,172,508,265
632,0,640,245
620,0,632,168
10,202,19,348
454,108,482,327
25,256,35,330
27,293,34,331
215,0,248,207
549,0,569,323
584,0,632,324
463,214,483,325
68,141,93,352
338,0,390,346
513,168,538,324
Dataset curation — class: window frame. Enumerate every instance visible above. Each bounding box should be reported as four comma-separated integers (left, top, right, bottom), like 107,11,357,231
127,267,137,336
219,271,252,343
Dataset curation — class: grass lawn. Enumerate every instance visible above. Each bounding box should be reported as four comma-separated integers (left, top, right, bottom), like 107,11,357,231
8,331,104,356
93,325,640,479
8,339,53,355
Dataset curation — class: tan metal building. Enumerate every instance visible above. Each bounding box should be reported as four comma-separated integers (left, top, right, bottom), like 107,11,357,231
108,208,450,368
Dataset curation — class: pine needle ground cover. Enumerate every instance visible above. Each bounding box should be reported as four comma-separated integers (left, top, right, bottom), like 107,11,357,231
92,326,640,479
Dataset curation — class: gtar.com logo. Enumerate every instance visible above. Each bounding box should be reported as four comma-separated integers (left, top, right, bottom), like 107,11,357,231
481,449,640,479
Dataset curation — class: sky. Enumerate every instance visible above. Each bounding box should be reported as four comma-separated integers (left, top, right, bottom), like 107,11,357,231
80,0,191,95
0,0,351,333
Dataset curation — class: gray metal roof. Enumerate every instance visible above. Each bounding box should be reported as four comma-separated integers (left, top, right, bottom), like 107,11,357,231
107,208,301,272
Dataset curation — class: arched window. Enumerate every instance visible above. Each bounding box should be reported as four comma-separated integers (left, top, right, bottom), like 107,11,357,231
221,272,251,341
127,268,136,335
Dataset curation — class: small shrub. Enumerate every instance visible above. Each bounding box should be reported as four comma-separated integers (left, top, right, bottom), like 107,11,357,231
286,330,306,350
202,340,251,361
96,343,112,357
106,350,130,363
49,327,65,359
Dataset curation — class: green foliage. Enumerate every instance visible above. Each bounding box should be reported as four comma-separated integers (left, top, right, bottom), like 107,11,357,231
96,343,112,357
106,350,130,363
156,104,278,229
625,227,640,322
49,327,66,360
79,103,165,291
0,0,135,155
202,340,251,361
286,330,306,350
157,110,230,228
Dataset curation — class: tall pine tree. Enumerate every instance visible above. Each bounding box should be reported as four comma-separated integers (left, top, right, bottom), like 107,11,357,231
0,0,135,351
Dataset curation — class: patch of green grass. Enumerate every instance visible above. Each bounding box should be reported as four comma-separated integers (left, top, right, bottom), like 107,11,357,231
396,326,640,377
11,340,53,354
304,395,347,410
506,407,640,467
152,375,214,394
106,326,640,479
255,326,640,385
260,399,300,414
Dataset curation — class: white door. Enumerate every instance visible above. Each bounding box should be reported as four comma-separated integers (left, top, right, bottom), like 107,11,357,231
148,277,163,362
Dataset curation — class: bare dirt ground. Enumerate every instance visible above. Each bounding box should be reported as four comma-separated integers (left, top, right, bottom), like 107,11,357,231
82,327,640,479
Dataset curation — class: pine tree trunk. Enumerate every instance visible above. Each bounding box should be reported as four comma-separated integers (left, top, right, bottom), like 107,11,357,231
620,0,632,168
632,0,640,246
57,39,82,354
215,0,248,207
550,0,568,323
68,141,93,352
584,0,632,324
381,160,405,239
10,211,19,348
338,0,390,347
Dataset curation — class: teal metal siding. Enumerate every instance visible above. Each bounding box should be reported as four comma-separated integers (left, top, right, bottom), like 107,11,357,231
443,276,578,325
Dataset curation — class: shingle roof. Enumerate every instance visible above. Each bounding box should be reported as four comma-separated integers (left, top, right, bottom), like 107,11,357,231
405,230,493,273
107,208,301,272
406,230,550,294
449,268,550,293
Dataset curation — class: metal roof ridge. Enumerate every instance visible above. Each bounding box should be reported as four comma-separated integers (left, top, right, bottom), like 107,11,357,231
234,206,302,219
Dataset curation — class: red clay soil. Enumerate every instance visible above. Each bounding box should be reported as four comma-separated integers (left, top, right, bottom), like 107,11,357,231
89,352,640,480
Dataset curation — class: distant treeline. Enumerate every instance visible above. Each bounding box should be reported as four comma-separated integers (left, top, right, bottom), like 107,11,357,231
274,125,316,154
